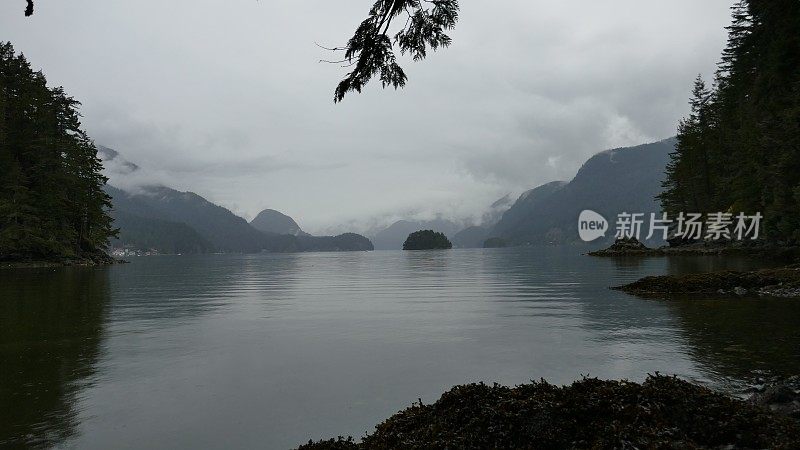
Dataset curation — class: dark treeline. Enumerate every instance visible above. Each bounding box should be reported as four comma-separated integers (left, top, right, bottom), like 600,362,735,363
659,0,800,242
403,230,452,250
0,42,116,261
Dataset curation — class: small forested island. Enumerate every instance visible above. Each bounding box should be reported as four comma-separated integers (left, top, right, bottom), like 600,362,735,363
0,43,117,266
402,230,452,250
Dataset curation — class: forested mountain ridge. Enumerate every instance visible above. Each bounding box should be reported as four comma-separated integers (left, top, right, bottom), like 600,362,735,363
250,209,307,236
99,148,375,254
0,42,115,262
105,185,297,253
110,210,215,254
660,0,800,243
106,184,374,253
488,139,674,246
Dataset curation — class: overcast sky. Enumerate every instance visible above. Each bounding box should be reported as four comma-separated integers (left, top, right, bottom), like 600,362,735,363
1,0,734,234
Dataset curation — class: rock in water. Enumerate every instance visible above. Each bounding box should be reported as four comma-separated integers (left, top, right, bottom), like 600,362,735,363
588,237,654,256
749,376,800,420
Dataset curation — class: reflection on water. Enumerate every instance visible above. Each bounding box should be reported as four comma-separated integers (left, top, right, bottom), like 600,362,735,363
604,254,800,390
666,297,800,385
0,249,798,448
0,268,109,447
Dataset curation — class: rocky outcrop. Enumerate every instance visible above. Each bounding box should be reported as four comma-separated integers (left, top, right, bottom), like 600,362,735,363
613,266,800,298
587,237,652,256
298,375,800,449
749,376,800,420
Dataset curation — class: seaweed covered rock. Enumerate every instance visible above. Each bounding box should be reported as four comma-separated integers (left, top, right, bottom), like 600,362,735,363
614,266,800,298
587,237,655,256
297,375,800,449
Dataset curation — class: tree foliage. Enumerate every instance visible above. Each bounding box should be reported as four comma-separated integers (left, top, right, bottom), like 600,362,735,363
0,42,116,261
403,229,452,250
22,0,460,103
659,0,800,242
326,0,459,102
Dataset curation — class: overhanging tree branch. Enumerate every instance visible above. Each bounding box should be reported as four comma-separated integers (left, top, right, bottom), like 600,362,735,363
23,0,460,103
324,0,459,102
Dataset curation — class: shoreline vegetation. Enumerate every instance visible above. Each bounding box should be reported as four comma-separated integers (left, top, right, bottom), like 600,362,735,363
0,253,125,269
298,375,800,449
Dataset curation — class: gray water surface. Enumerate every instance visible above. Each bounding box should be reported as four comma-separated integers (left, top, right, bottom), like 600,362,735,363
2,247,798,449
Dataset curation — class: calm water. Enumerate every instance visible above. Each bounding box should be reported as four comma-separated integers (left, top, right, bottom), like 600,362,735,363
2,248,799,449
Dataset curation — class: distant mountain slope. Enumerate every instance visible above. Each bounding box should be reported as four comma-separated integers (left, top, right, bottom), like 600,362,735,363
98,146,139,174
106,185,297,253
482,194,514,228
451,194,516,249
490,181,568,241
100,148,374,253
490,138,675,246
452,226,489,249
250,209,306,236
371,219,461,250
298,233,374,252
110,210,214,254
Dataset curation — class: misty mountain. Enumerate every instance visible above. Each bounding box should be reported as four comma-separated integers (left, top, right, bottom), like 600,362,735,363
481,194,514,228
250,209,307,236
489,138,675,246
106,185,298,253
98,145,139,174
101,147,289,252
451,194,516,248
452,226,490,249
488,181,569,243
371,219,462,250
101,148,373,253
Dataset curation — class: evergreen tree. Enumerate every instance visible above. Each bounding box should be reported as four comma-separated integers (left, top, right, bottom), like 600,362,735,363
660,76,716,214
403,230,452,250
0,42,117,261
660,0,800,243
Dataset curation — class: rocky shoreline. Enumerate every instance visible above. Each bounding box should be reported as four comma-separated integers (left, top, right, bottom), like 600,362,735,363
298,375,800,449
0,253,126,269
613,266,800,298
587,238,800,259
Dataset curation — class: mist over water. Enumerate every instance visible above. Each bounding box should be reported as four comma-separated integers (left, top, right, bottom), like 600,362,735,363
2,248,798,448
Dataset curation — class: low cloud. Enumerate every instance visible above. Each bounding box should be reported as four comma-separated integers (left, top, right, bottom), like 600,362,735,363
1,0,735,233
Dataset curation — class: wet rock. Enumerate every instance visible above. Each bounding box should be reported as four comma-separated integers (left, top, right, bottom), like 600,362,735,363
587,237,655,256
588,240,800,259
613,266,800,298
749,376,800,420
